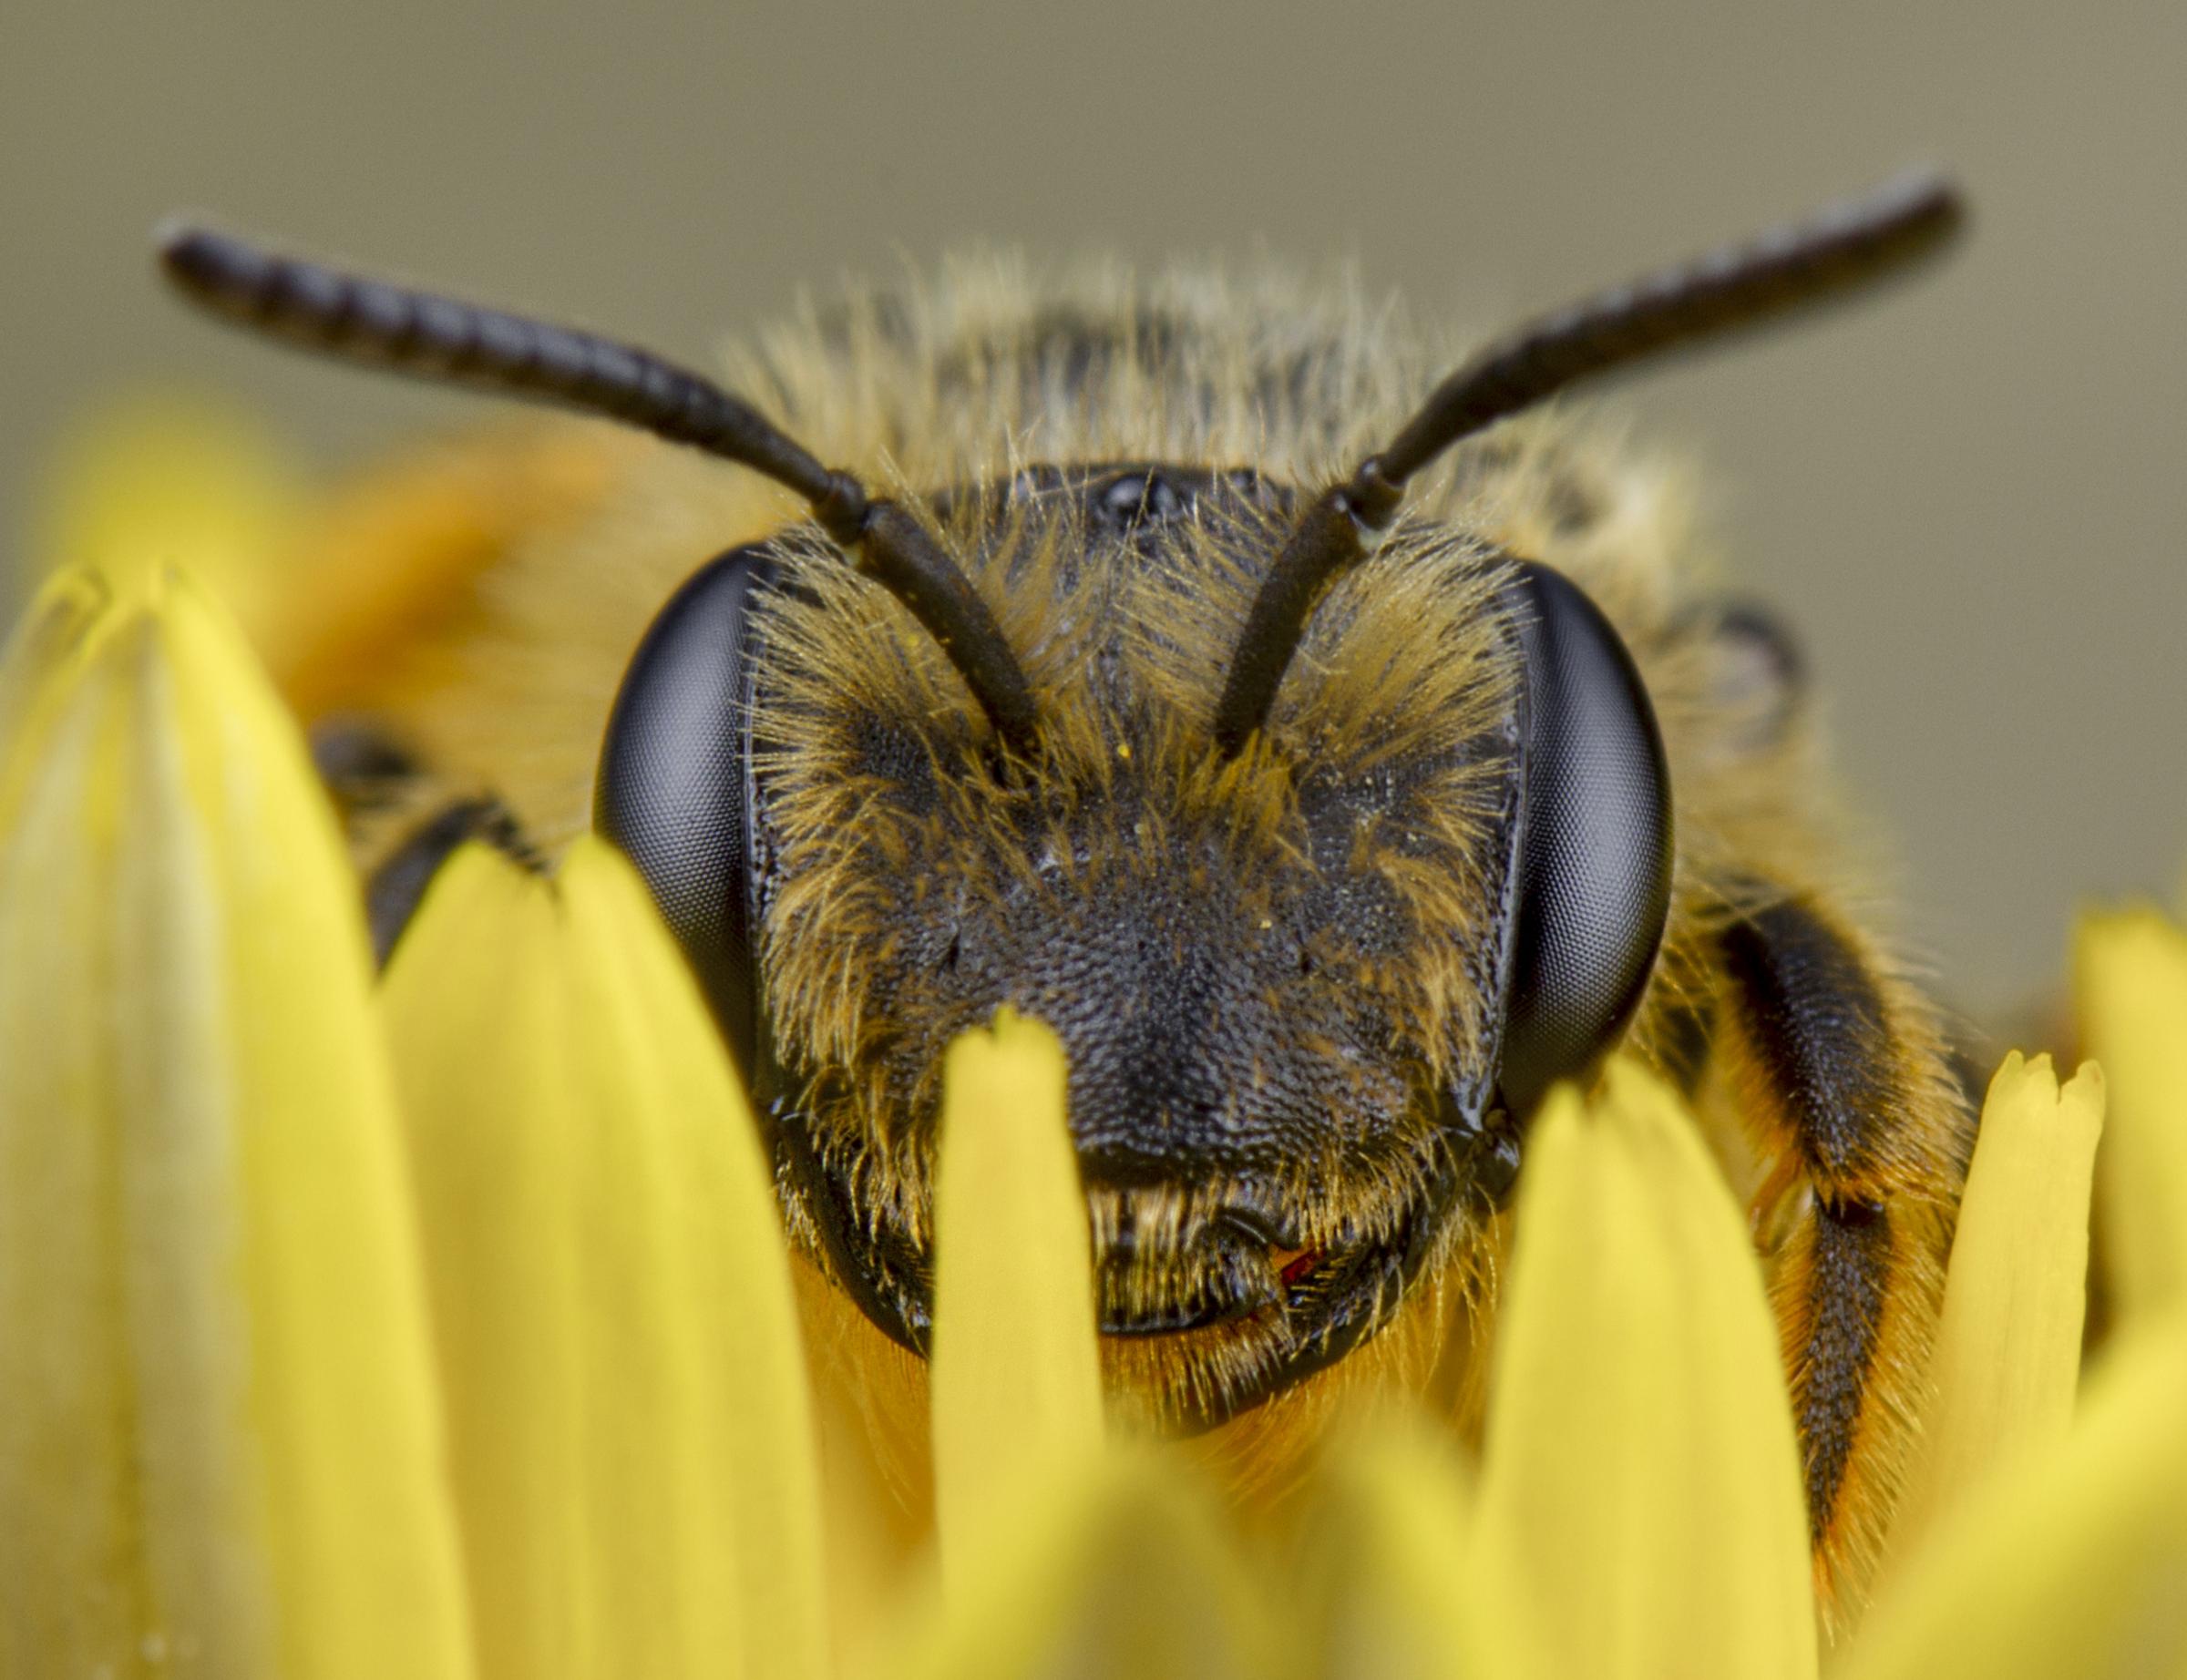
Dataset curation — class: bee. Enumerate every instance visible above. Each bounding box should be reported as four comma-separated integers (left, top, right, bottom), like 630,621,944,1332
159,173,1974,1596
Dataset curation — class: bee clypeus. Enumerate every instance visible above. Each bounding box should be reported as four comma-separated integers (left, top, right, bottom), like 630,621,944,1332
160,173,1974,1591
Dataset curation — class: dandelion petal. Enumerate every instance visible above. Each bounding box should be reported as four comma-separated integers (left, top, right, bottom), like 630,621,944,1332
1300,1418,1485,1680
930,1010,1104,1587
29,397,301,636
1891,1052,2102,1560
382,837,828,1680
0,568,110,789
1473,1062,1818,1680
1845,1324,2187,1680
898,1453,1273,1680
0,573,470,1680
2077,911,2187,1326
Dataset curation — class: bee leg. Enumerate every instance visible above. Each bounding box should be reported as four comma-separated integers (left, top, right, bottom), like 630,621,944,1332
309,715,426,825
1710,888,1971,1601
306,717,543,968
364,794,540,969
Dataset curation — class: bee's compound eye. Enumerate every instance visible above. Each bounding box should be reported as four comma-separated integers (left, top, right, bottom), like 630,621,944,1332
594,544,775,1081
1495,562,1674,1118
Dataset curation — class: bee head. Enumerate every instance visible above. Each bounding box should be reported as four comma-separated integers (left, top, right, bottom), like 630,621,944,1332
597,457,1680,1423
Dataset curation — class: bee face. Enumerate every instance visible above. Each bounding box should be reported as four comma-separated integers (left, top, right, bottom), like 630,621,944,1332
600,461,1670,1424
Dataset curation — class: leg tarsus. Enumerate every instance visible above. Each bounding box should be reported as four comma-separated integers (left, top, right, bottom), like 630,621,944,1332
365,794,539,968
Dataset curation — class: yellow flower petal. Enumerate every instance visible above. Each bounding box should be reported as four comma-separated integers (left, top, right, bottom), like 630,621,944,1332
1844,1319,2187,1680
26,396,303,636
893,1450,1277,1680
380,836,827,1680
0,566,114,825
929,1009,1104,1586
1890,1051,2102,1560
1299,1415,1485,1680
0,569,470,1680
1472,1061,1818,1680
2076,910,2187,1325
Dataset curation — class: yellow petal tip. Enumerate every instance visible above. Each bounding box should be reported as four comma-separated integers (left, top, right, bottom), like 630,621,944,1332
944,1004,1069,1087
2062,1057,2105,1113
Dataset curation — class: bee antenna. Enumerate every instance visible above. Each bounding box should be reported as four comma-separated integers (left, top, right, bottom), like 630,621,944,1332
1211,169,1966,757
156,220,1042,757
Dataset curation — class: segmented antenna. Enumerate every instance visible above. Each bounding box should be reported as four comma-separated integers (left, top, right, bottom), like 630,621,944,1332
1211,170,1966,757
157,222,1042,756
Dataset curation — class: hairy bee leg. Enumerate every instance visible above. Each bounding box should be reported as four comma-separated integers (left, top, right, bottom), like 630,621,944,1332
1711,891,1971,1597
308,717,542,966
310,716,425,825
364,794,539,968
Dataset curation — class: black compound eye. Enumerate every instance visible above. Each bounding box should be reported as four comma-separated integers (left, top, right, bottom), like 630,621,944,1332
594,544,775,1082
1494,561,1674,1118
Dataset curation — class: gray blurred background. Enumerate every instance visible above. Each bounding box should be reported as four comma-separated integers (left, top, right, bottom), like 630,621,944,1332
4,1,2182,1015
